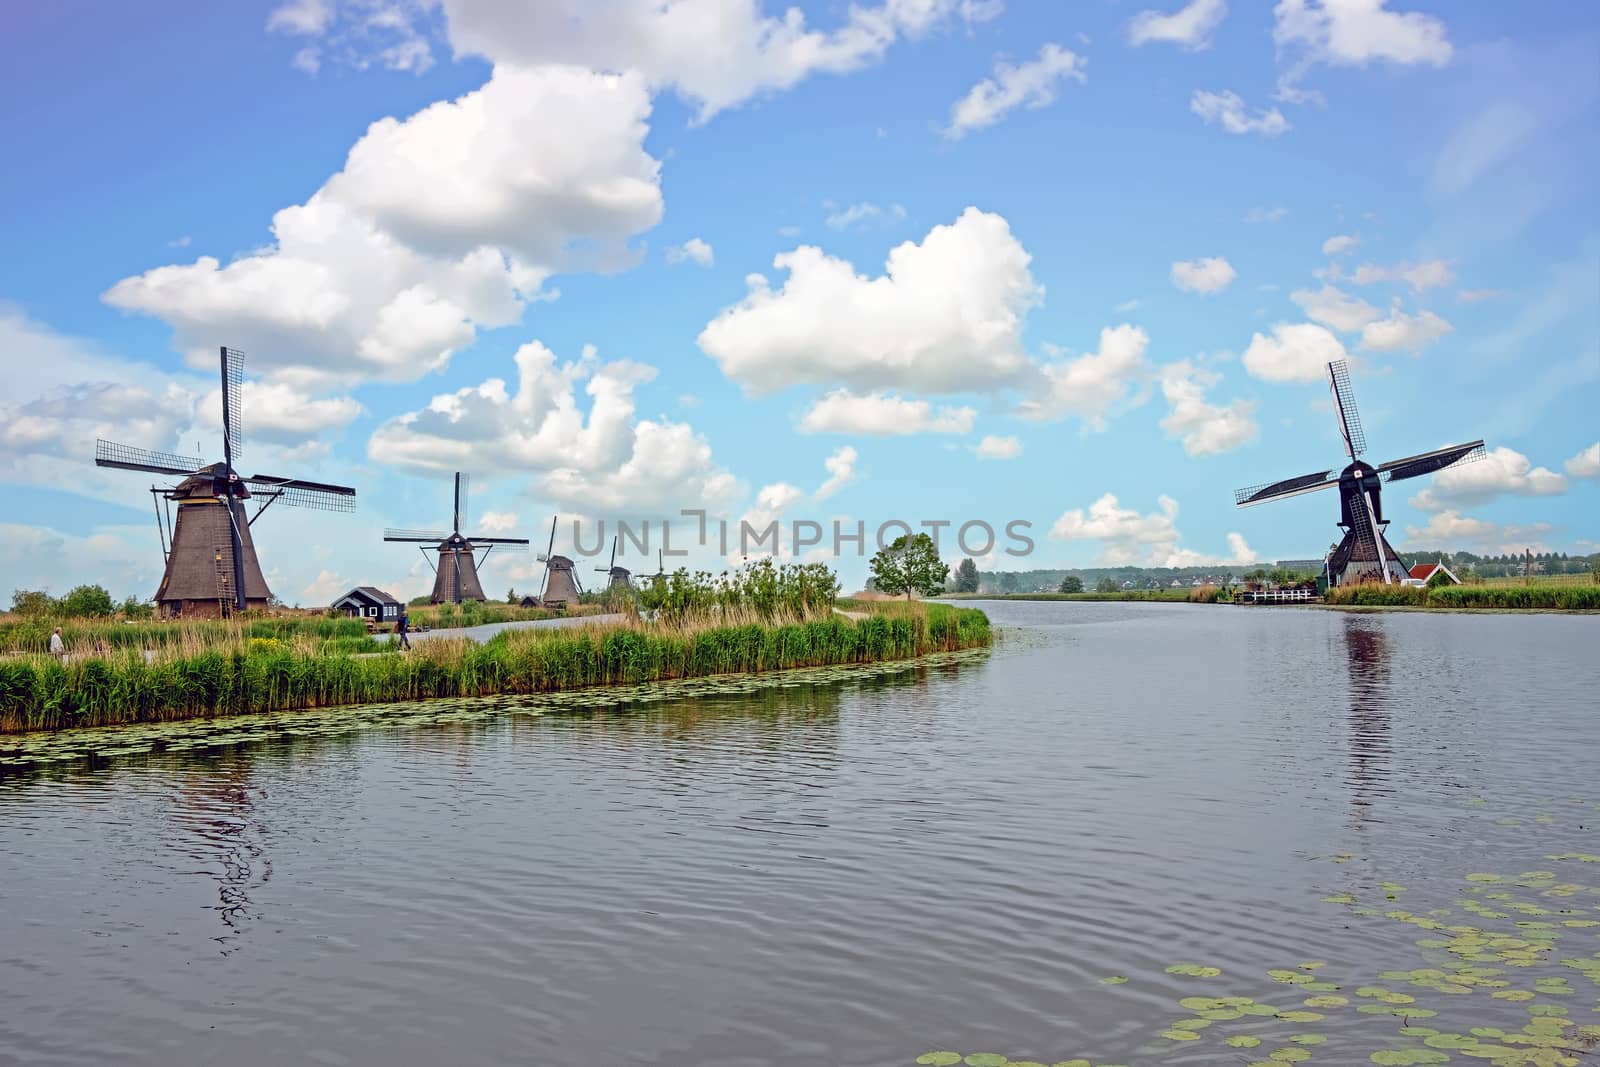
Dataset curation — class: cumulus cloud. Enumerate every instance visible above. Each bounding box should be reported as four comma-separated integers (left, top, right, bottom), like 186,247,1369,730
698,207,1039,395
1158,360,1258,456
1241,321,1347,382
1322,233,1360,255
1290,284,1381,333
1409,446,1567,511
1049,493,1255,566
823,201,906,231
1171,256,1238,293
1350,258,1454,290
105,65,662,391
368,340,738,515
798,391,975,436
1565,442,1600,479
1358,302,1453,352
945,43,1087,139
1127,0,1228,50
1403,510,1552,554
1019,324,1150,428
975,434,1022,459
666,237,714,267
477,510,518,533
1274,0,1452,102
1190,90,1290,136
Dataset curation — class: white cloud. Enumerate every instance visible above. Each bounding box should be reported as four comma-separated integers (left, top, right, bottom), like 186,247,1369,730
815,446,858,500
270,0,433,75
431,0,1000,121
1274,0,1452,102
1244,206,1288,224
1158,360,1259,456
105,65,662,391
1358,302,1453,352
0,523,170,602
199,381,362,441
477,510,518,533
666,237,714,267
699,207,1038,395
1115,298,1140,313
1350,258,1453,290
1403,510,1552,555
1049,493,1254,566
167,235,192,249
368,340,739,516
798,391,975,436
1171,256,1237,293
1020,324,1150,428
1456,288,1502,304
1322,233,1360,255
1565,442,1600,480
945,43,1087,139
1410,446,1567,511
291,46,322,75
1241,321,1348,382
1127,0,1228,50
824,201,906,230
1290,284,1381,333
268,0,332,35
1190,90,1290,137
975,434,1022,459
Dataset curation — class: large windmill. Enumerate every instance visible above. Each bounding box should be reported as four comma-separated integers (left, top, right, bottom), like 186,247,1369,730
384,473,529,603
535,516,583,609
95,346,357,618
1234,360,1485,588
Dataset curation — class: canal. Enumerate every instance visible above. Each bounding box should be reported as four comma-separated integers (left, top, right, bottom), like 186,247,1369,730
1,601,1596,1066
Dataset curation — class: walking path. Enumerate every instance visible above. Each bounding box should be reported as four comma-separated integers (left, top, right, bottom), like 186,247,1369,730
374,613,627,646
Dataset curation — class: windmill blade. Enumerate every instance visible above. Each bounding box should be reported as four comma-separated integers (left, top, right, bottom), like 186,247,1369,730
384,528,451,542
454,472,470,534
597,535,616,572
468,537,530,549
1326,359,1367,458
1235,469,1339,507
246,475,356,512
1379,441,1486,483
96,438,204,478
221,346,245,466
538,515,558,600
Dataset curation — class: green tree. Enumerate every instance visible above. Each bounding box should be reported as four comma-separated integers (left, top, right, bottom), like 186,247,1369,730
953,558,980,594
507,587,517,603
120,595,154,620
1057,575,1084,594
996,571,1020,594
1095,576,1118,594
10,589,56,616
60,584,114,617
868,534,949,601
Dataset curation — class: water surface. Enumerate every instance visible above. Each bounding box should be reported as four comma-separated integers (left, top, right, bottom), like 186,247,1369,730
2,601,1596,1066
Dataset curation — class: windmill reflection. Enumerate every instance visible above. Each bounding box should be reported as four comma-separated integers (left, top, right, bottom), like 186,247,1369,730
166,753,271,954
1343,616,1393,827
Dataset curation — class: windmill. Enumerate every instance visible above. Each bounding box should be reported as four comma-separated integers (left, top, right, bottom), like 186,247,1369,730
384,473,529,603
95,346,356,618
535,516,583,609
1234,359,1485,588
593,536,631,591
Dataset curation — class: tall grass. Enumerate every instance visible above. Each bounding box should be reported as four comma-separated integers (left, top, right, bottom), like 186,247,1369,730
639,560,841,624
0,615,373,656
1325,584,1600,609
0,604,991,734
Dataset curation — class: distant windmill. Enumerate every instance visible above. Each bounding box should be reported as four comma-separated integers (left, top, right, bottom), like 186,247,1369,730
535,516,583,609
384,473,529,603
593,536,631,591
1235,359,1486,587
95,346,357,618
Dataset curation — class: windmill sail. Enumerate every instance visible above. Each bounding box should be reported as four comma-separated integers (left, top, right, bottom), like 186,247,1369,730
1379,441,1485,483
1327,359,1366,458
221,346,245,466
96,439,203,478
1235,469,1338,507
246,475,357,511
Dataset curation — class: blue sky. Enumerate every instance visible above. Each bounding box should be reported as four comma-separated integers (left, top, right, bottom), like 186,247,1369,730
1,0,1596,603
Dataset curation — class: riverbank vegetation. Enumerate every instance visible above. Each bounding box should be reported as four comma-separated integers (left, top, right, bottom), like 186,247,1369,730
0,573,988,733
1325,584,1600,610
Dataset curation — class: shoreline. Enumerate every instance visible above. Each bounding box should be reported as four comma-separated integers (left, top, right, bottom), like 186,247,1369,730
0,606,992,736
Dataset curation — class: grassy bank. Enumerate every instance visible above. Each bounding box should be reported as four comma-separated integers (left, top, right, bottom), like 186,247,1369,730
939,589,1212,603
0,615,379,657
0,604,991,734
1325,584,1600,610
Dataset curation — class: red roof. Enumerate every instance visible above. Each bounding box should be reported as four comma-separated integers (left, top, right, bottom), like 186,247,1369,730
1408,563,1438,580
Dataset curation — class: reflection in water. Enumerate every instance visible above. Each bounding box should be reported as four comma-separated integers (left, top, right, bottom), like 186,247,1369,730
1342,616,1393,827
165,755,271,953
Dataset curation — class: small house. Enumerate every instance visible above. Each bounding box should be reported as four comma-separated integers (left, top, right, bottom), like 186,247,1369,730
332,586,403,622
1405,562,1460,588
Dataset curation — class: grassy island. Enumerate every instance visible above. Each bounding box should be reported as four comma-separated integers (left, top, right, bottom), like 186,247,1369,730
0,564,990,734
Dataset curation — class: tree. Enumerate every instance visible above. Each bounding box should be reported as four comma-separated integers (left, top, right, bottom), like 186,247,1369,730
11,589,56,616
506,587,517,604
60,584,114,618
1095,576,1118,594
1058,575,1084,594
120,595,154,620
953,558,980,594
996,571,1020,594
868,534,949,601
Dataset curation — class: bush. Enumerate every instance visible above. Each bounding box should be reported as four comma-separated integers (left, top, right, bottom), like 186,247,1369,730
60,584,115,618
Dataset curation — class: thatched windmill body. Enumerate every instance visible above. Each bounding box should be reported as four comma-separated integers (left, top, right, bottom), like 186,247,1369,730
384,473,529,603
95,347,357,618
1235,360,1485,587
535,517,584,609
594,537,631,591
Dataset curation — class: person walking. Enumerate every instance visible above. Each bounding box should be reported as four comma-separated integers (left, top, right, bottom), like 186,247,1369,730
397,609,412,651
49,627,66,663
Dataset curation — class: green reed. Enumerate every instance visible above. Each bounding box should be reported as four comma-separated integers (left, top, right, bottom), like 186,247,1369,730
0,615,374,656
0,605,991,733
1325,585,1599,609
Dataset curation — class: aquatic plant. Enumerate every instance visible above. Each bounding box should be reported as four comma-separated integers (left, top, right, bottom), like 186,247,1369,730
0,604,990,733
